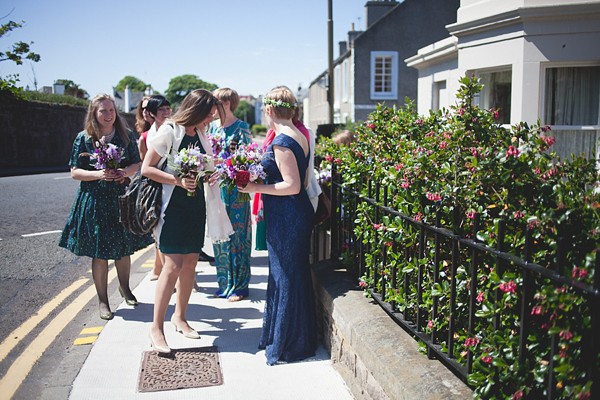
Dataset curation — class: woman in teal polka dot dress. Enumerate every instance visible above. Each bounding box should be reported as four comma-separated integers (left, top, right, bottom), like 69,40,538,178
59,94,153,320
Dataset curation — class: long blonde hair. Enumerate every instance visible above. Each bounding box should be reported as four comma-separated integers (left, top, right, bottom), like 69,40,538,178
84,94,130,146
171,89,225,128
264,86,298,120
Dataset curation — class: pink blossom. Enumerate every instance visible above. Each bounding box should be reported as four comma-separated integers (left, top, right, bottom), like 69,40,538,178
506,146,520,158
527,219,541,230
366,123,375,130
481,355,493,364
439,141,448,150
416,119,424,125
414,212,423,222
359,281,367,288
334,158,342,164
466,211,476,220
465,337,480,347
572,267,589,279
559,330,573,340
325,156,333,162
578,392,591,400
401,181,410,189
476,292,484,302
386,242,393,247
458,108,465,116
426,192,442,201
531,305,543,315
443,132,452,139
499,281,517,293
394,163,404,171
513,210,525,219
427,320,433,329
541,125,551,133
512,390,524,399
373,224,381,230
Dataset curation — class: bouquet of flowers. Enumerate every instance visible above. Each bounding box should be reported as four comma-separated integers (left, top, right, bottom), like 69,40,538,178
215,142,266,202
207,132,226,158
168,145,212,197
81,135,124,173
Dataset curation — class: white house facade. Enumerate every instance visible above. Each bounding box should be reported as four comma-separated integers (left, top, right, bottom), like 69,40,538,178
406,0,600,160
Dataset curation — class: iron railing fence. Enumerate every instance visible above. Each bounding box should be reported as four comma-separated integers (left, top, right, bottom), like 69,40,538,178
311,164,599,398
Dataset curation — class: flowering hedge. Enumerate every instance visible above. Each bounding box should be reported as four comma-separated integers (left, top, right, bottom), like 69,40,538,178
316,76,598,399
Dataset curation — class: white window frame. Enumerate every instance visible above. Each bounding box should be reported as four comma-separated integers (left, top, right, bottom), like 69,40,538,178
540,61,600,131
334,64,341,108
370,51,398,101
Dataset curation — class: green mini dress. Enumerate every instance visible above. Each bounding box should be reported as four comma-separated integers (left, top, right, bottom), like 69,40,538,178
158,133,206,254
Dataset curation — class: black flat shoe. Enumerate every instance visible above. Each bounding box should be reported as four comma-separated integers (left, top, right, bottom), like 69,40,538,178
198,251,215,262
119,287,138,306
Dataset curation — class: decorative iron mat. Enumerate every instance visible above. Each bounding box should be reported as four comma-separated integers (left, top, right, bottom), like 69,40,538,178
138,346,223,393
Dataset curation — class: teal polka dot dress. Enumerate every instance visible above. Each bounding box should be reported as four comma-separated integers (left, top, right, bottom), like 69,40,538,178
58,131,154,260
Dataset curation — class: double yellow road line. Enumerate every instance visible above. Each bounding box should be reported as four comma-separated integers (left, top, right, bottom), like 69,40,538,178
0,248,151,400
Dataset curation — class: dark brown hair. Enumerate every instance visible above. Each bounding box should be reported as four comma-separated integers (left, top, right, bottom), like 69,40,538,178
171,89,225,128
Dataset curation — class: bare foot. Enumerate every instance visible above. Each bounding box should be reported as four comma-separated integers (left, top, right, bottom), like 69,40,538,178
149,274,159,281
227,295,244,302
192,282,200,293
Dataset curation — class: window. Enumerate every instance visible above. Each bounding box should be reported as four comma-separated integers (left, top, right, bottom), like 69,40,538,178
370,51,398,100
477,70,512,124
335,65,341,108
433,80,447,111
342,59,349,103
544,66,600,126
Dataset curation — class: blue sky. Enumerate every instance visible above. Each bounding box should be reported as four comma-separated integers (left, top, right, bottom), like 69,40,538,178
1,0,370,98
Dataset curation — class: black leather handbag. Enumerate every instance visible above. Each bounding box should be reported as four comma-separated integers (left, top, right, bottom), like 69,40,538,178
119,169,162,235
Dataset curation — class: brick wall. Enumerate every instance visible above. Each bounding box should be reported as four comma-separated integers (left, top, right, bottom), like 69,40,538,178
0,100,137,176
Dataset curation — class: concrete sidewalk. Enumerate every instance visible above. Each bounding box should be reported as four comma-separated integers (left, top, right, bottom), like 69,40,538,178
69,243,354,400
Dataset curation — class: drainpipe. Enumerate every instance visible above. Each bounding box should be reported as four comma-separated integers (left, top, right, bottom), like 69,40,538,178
328,0,334,124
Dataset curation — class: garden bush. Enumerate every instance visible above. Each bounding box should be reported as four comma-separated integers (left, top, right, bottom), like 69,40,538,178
316,76,598,399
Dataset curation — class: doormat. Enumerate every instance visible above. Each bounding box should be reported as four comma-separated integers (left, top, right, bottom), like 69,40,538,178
138,346,223,393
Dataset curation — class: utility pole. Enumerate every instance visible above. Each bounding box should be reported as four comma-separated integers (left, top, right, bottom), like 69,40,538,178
328,0,334,125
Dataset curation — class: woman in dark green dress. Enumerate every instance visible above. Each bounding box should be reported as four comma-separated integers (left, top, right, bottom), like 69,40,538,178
142,89,229,353
59,94,153,320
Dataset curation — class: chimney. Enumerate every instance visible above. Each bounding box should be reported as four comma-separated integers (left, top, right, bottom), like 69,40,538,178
365,0,398,29
339,41,347,56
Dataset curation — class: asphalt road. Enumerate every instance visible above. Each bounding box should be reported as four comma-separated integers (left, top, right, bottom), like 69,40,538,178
0,172,153,400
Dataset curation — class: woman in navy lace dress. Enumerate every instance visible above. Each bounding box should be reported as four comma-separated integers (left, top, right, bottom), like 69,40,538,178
239,86,317,365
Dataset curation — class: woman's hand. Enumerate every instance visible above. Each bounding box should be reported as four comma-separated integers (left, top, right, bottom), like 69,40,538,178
113,169,127,184
178,176,197,193
207,171,220,186
98,169,119,181
238,182,256,193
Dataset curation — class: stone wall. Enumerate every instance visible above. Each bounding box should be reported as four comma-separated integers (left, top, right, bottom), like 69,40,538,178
311,259,473,400
0,100,136,176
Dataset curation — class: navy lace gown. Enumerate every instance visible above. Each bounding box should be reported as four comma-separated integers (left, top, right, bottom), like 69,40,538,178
258,133,318,365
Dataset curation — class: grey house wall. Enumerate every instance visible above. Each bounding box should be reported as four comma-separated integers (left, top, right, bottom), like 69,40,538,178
353,0,460,122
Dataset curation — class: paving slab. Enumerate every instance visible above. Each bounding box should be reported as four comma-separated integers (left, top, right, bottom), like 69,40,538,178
69,243,354,400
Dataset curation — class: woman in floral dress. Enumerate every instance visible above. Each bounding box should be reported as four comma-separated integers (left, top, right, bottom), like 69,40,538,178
59,94,153,320
208,88,253,301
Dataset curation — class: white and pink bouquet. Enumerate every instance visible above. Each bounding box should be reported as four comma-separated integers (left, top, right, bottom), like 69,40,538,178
215,142,266,202
168,145,212,197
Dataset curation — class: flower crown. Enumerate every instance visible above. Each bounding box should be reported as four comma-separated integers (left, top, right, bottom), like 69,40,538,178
262,97,297,108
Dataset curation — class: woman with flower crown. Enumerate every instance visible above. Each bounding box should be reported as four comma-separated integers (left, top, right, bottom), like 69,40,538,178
207,88,253,301
141,89,233,353
239,86,317,365
59,94,153,320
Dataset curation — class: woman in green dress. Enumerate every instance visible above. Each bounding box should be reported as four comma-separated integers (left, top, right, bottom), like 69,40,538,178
142,89,230,353
208,88,253,302
59,94,153,320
